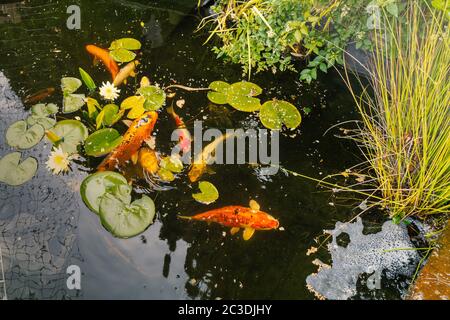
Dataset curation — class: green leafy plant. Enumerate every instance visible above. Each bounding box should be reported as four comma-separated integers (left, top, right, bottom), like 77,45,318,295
199,0,404,83
192,181,219,204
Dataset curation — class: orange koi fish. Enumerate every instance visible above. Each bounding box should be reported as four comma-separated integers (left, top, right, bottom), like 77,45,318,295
97,111,158,172
85,44,119,80
179,200,279,240
167,105,192,154
24,87,55,104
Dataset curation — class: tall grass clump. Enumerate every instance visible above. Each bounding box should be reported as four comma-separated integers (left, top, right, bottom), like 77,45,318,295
345,0,450,220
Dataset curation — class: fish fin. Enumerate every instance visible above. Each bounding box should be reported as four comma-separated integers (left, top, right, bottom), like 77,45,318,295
243,227,255,241
205,167,216,175
130,70,136,77
166,104,175,116
177,215,192,220
122,120,133,127
145,137,156,149
230,227,240,235
249,200,260,211
131,152,139,165
93,57,100,66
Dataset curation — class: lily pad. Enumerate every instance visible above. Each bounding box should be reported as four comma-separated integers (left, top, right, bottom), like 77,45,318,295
80,171,128,214
6,120,45,149
207,81,230,105
137,86,166,111
96,104,123,129
157,168,175,182
49,120,88,154
160,155,183,173
79,67,96,91
110,48,136,63
192,181,219,204
84,128,123,157
110,38,142,51
0,152,38,186
27,103,58,130
121,95,145,110
207,81,262,112
63,93,86,113
31,103,58,116
260,100,302,130
99,193,155,238
61,77,82,94
26,115,56,130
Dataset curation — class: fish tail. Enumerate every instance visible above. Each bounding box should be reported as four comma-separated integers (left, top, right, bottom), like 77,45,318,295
166,104,175,117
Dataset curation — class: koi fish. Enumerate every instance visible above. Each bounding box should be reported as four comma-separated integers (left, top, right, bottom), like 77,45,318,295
85,44,119,80
97,111,158,172
24,87,55,104
167,105,192,154
178,200,279,240
138,147,159,174
188,132,235,183
113,60,140,87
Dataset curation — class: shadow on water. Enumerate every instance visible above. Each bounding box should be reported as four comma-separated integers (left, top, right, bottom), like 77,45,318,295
0,0,387,299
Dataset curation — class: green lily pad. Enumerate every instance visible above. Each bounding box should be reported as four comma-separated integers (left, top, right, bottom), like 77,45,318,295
110,38,142,51
31,103,58,117
192,181,219,204
26,115,56,130
79,67,96,91
207,81,262,112
110,48,136,63
80,171,128,214
160,155,183,173
138,86,166,111
96,104,123,129
6,120,45,149
157,168,175,182
49,120,88,154
63,93,86,113
207,81,230,105
260,100,302,130
61,77,82,94
99,194,155,238
0,152,38,186
84,128,123,157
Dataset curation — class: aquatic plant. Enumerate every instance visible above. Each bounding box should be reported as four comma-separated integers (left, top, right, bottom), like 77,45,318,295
0,152,38,186
192,181,219,204
46,146,71,175
99,81,120,101
198,0,402,82
207,80,302,130
109,38,142,63
344,0,450,219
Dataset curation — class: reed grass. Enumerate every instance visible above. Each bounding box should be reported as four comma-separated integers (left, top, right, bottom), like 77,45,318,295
344,0,450,220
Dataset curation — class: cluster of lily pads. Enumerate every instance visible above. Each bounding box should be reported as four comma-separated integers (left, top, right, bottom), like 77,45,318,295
207,81,302,130
0,36,303,238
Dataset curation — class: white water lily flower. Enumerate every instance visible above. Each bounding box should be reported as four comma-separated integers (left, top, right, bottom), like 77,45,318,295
46,146,71,175
99,81,120,101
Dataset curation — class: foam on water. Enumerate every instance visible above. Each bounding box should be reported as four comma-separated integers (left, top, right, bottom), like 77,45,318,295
306,217,420,300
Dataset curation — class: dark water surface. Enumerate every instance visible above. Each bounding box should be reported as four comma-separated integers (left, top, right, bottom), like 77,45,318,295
0,0,371,299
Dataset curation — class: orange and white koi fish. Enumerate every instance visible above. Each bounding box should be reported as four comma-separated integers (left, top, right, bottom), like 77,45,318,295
113,60,140,87
167,105,192,154
85,44,119,80
179,200,279,240
97,111,158,172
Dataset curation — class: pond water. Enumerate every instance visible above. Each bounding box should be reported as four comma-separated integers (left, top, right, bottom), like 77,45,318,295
0,0,411,300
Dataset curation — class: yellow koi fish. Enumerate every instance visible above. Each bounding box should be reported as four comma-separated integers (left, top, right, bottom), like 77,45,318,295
188,132,235,183
113,60,140,87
